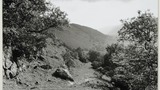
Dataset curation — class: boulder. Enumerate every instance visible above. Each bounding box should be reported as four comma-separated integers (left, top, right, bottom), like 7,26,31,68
53,68,74,81
10,62,18,78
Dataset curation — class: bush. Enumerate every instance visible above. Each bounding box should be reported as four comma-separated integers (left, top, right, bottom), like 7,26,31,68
91,61,102,69
62,50,82,68
88,50,101,62
87,50,104,69
75,47,88,63
102,43,123,69
62,51,75,68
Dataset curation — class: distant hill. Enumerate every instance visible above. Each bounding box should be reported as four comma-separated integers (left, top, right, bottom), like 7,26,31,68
48,23,117,51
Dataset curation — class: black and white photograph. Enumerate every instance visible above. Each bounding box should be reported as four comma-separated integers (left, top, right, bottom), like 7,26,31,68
2,0,158,90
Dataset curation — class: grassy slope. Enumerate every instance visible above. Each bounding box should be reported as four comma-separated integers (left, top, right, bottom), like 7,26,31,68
48,23,117,51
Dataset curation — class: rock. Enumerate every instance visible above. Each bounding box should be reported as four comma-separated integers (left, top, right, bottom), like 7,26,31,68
53,68,74,81
10,62,18,78
101,75,112,82
3,56,12,69
5,70,12,79
39,65,52,70
4,62,18,79
60,64,68,69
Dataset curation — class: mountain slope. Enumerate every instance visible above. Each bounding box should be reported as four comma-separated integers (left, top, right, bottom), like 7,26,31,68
48,23,117,51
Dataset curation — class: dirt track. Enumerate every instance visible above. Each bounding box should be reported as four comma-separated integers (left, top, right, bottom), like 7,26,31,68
4,62,109,90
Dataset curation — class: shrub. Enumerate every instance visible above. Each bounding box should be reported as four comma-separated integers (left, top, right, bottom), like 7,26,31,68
103,43,123,69
62,51,74,68
87,50,104,69
75,47,88,63
88,50,101,62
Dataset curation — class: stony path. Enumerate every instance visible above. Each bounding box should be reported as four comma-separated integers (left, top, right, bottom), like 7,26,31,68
3,63,107,90
36,62,102,90
72,62,96,85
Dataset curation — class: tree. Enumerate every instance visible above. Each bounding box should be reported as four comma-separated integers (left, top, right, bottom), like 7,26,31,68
118,11,158,89
118,10,158,50
3,0,69,60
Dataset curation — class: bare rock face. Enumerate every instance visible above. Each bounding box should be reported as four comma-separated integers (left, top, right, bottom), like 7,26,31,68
53,68,74,82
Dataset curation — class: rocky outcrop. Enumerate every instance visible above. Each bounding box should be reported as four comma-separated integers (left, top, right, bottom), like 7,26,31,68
3,59,18,79
53,68,74,82
3,47,19,79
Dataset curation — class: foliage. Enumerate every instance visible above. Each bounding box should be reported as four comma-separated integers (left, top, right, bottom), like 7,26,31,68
87,50,104,69
117,11,158,89
118,10,158,49
62,51,75,68
103,43,123,69
75,47,88,63
3,0,69,60
94,11,158,90
88,50,101,62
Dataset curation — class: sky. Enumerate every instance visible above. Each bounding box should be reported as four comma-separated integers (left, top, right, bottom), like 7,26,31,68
50,0,158,34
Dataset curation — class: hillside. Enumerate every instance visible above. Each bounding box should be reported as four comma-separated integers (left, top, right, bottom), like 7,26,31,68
48,23,117,51
3,23,117,90
3,37,111,90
